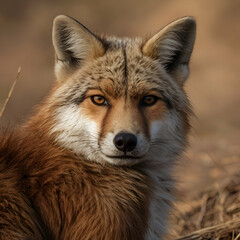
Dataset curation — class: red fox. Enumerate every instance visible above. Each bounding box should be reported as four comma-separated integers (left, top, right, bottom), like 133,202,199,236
0,15,196,239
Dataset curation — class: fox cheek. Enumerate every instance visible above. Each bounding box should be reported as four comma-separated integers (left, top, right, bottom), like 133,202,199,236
50,105,100,155
149,112,186,145
150,121,163,141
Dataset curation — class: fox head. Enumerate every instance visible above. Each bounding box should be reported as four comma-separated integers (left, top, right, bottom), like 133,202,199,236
45,15,196,166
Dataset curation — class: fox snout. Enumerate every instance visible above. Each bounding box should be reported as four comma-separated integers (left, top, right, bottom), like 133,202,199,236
113,132,137,153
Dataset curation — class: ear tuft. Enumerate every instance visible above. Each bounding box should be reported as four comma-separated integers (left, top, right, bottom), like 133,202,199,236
142,17,196,85
52,15,106,81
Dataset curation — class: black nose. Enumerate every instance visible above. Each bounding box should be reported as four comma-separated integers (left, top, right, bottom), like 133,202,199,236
113,132,137,152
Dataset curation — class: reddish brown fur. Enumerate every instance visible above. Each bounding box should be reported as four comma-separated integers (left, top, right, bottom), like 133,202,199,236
0,119,151,239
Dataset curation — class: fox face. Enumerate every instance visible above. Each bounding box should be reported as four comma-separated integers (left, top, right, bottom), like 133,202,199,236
47,16,196,166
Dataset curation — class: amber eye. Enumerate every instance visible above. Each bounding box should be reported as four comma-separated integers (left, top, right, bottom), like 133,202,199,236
141,95,158,107
91,95,108,106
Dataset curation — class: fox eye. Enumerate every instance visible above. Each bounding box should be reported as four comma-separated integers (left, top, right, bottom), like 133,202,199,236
91,95,108,106
141,95,159,107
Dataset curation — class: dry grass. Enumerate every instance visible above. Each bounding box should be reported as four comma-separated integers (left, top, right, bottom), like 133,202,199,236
176,219,240,240
168,174,240,239
0,67,21,119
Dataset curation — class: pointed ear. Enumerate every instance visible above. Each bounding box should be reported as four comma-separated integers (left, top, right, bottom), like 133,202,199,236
52,15,106,81
142,17,196,85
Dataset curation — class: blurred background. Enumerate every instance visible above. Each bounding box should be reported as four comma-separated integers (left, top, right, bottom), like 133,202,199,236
0,0,240,236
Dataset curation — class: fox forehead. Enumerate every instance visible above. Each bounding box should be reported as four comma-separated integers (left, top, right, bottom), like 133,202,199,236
58,38,183,107
74,39,153,97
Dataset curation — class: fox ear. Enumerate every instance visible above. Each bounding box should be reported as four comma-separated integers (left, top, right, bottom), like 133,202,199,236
52,15,106,81
142,17,196,85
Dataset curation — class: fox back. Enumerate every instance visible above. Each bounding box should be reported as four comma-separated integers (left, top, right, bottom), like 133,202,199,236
0,15,196,239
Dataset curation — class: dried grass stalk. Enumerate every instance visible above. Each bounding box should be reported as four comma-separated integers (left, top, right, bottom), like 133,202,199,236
175,218,240,240
0,67,21,119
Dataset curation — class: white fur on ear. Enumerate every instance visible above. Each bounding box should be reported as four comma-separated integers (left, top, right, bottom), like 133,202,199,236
52,15,105,81
142,17,196,85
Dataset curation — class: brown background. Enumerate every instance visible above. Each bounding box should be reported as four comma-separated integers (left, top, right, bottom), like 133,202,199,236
0,0,240,215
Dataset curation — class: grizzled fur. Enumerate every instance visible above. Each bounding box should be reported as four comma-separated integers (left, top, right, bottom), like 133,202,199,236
0,15,196,239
